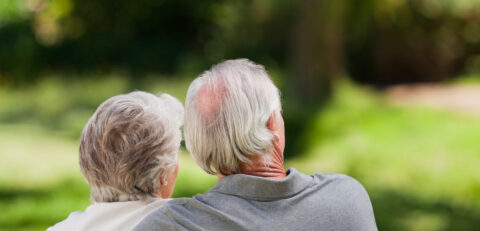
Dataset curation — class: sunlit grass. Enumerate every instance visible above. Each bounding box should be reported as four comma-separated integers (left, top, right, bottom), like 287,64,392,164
299,82,480,203
0,74,194,138
287,81,480,231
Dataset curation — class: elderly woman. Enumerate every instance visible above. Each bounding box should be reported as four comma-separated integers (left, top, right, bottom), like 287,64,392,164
48,91,184,231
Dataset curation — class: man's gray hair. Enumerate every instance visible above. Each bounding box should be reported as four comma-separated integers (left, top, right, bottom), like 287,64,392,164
184,59,281,175
79,91,184,202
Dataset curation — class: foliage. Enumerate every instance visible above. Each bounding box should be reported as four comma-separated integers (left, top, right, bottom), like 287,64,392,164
345,0,480,85
0,0,478,85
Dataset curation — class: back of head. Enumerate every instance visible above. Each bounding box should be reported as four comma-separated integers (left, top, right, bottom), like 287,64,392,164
184,59,281,175
79,91,184,202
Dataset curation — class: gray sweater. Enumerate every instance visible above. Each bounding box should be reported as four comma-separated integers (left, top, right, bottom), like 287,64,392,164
134,168,377,231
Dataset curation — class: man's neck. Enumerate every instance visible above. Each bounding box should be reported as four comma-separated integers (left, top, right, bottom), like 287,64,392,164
237,146,287,180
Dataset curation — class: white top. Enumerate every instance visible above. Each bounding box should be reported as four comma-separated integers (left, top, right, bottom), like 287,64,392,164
48,198,169,231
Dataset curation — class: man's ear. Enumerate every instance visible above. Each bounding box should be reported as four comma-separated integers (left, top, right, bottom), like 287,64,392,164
266,112,277,132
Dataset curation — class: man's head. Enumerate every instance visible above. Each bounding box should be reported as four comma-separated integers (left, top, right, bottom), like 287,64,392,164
184,59,283,175
79,91,184,202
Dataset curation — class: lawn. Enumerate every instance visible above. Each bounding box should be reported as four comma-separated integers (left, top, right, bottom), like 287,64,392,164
288,82,480,230
0,77,479,230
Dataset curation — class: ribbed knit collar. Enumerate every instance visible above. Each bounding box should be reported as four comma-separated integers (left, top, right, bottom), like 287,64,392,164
209,168,314,200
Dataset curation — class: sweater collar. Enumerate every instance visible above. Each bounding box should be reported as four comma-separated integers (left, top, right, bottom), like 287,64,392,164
209,168,313,200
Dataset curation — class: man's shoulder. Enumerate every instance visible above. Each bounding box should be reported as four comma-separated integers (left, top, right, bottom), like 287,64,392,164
133,197,194,231
311,172,367,191
308,172,372,205
135,173,377,231
311,172,356,181
148,197,191,215
307,172,377,230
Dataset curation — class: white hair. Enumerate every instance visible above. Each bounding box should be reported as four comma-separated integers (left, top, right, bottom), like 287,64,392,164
79,91,184,202
184,58,281,175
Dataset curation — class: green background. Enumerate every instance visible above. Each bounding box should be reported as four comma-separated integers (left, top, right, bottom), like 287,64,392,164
1,0,480,230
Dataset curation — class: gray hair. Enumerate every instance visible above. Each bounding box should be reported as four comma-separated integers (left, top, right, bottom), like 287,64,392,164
79,91,184,202
184,59,281,175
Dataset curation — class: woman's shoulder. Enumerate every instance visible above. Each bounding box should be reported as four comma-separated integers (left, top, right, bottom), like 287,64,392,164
47,210,85,231
47,198,171,231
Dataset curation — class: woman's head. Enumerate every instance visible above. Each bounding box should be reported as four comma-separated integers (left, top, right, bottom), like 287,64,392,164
79,91,184,203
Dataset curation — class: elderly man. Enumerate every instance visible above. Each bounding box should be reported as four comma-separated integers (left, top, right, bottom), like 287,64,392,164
135,59,377,231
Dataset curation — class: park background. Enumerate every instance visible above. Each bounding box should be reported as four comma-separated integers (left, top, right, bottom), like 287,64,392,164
1,0,480,230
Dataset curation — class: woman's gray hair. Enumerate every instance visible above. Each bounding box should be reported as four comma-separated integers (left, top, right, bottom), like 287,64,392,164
184,59,281,175
79,91,184,203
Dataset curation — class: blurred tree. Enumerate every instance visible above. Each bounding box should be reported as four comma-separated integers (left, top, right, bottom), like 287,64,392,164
283,0,347,156
291,0,346,104
345,0,480,86
0,0,478,86
0,0,221,81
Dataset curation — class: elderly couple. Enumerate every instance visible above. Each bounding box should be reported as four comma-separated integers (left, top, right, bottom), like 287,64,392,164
49,59,377,231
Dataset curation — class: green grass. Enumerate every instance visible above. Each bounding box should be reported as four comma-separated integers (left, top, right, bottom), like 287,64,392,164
296,82,480,202
287,82,480,230
1,76,480,230
0,74,194,138
448,74,480,85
